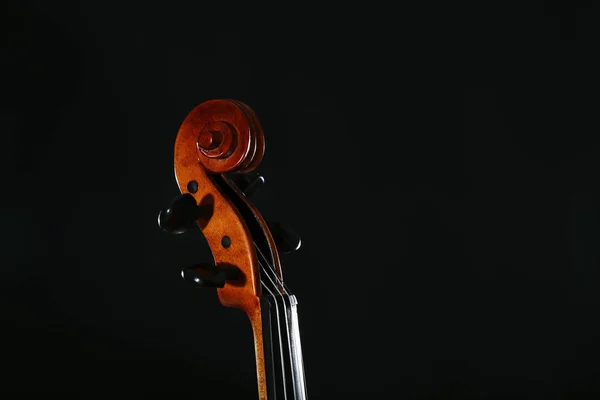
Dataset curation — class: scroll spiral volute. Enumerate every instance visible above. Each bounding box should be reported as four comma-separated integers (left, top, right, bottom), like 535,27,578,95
177,99,264,174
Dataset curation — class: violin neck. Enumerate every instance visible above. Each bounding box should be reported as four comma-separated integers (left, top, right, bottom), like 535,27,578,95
261,294,307,400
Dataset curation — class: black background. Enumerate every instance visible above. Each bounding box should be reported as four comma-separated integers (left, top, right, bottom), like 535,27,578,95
1,1,599,398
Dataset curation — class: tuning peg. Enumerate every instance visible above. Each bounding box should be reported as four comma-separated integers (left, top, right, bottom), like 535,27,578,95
157,193,201,234
269,221,302,254
230,172,265,198
181,263,242,288
181,263,226,288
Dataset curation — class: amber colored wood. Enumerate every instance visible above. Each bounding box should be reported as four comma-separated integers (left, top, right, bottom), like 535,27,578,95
172,99,279,400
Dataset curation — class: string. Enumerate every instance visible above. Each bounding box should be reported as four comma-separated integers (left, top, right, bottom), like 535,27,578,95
259,260,283,296
254,243,291,295
255,245,287,294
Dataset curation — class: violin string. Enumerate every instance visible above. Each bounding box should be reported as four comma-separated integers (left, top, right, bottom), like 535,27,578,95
259,276,289,399
259,261,287,296
258,259,288,296
254,243,291,294
259,257,285,295
253,243,283,287
255,249,287,295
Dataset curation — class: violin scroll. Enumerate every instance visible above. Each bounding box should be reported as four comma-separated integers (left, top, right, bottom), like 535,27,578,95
179,99,265,174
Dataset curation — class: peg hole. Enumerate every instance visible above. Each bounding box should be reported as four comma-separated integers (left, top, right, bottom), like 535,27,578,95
187,180,199,193
221,235,231,248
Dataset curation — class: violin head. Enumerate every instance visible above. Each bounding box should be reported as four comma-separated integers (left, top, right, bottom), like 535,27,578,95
165,99,278,312
158,99,307,400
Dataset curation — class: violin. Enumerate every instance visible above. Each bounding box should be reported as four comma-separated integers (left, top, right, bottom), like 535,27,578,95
158,99,307,399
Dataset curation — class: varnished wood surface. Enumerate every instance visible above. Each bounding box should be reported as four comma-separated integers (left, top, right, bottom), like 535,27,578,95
172,99,278,400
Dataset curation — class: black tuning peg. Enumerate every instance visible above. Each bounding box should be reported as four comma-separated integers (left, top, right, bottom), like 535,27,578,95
157,193,201,234
181,263,242,288
181,263,226,288
269,222,302,255
230,172,265,198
